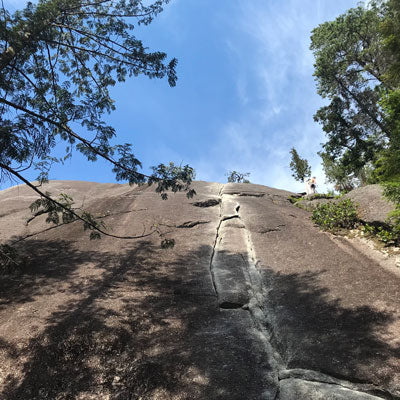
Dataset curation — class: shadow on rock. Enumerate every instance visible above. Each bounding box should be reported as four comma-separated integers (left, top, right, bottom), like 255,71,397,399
1,240,399,398
261,268,400,388
1,242,270,399
0,239,107,309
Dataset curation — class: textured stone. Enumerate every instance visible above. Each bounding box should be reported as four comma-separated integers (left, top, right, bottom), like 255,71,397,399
343,184,395,225
1,181,400,399
279,378,384,400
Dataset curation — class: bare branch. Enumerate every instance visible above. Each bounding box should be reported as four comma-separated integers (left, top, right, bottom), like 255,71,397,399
45,39,157,74
0,161,157,240
0,97,179,186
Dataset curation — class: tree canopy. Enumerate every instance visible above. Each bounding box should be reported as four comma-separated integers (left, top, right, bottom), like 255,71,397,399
226,171,251,183
0,0,195,238
310,0,400,186
289,147,311,183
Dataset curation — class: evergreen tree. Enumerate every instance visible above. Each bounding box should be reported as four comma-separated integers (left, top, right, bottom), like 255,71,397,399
289,148,311,183
310,3,388,184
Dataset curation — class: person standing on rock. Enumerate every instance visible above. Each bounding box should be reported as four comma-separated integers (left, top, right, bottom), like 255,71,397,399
305,176,317,195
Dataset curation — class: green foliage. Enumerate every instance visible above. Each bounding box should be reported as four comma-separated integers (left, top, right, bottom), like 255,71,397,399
149,162,196,200
289,148,311,182
29,191,106,239
360,223,399,246
319,152,374,194
374,90,400,182
288,195,303,204
0,244,23,274
0,1,178,183
310,183,400,245
381,0,400,87
160,238,175,249
312,0,400,189
29,192,76,225
382,181,400,204
374,0,400,182
382,182,400,240
288,193,334,206
310,2,389,187
326,189,335,197
0,0,195,240
226,171,251,183
311,199,358,231
376,226,398,244
307,193,334,200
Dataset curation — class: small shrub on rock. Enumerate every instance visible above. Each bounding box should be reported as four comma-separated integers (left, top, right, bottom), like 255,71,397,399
360,223,399,246
382,182,400,241
0,244,23,274
307,193,335,200
311,199,358,231
376,227,398,245
288,195,303,204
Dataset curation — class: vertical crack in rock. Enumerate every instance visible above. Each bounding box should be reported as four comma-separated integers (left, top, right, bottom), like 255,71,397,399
209,189,393,399
209,215,223,297
209,193,249,308
235,208,393,400
208,184,225,297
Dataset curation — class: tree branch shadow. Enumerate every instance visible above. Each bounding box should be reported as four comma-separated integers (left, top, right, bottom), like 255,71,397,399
260,267,400,388
0,241,399,398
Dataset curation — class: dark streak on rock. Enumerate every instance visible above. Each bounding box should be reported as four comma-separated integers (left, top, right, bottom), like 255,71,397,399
239,193,265,198
192,199,221,208
260,225,286,234
176,221,210,228
219,301,245,310
221,215,240,222
225,192,265,198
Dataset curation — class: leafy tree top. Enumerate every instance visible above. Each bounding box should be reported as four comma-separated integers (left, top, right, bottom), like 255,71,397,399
226,171,251,183
289,147,311,182
381,0,400,88
0,0,195,239
310,1,394,185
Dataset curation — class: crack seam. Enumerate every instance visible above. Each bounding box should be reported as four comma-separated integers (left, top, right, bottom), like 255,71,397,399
208,184,225,297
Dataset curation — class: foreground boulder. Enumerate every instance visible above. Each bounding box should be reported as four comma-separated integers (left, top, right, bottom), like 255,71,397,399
343,184,396,225
297,184,396,227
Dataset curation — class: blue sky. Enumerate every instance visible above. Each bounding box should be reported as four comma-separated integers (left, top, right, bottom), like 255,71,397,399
4,0,360,193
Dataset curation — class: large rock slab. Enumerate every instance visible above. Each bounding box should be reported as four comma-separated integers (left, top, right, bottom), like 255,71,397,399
0,180,277,399
234,186,400,397
294,185,396,226
1,180,400,399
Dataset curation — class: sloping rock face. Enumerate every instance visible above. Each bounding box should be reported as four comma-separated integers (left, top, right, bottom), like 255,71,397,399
298,185,396,226
343,184,396,225
0,181,399,399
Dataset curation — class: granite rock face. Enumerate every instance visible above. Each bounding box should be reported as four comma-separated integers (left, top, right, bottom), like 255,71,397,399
298,184,396,226
279,378,385,400
343,184,396,225
0,181,399,399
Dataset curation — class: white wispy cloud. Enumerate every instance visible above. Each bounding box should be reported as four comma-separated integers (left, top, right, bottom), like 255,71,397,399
194,0,358,193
